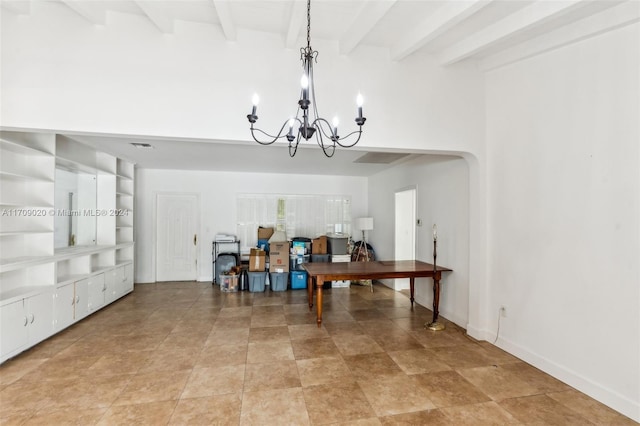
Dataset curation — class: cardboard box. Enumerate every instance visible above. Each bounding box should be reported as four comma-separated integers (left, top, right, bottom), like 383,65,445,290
258,227,274,240
312,236,327,254
269,241,290,272
249,248,266,272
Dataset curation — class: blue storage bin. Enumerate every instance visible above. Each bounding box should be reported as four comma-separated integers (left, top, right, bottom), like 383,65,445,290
257,239,270,252
269,272,288,291
290,271,308,290
248,271,267,292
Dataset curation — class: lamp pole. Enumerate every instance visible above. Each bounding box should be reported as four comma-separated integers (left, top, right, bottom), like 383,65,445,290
426,224,445,331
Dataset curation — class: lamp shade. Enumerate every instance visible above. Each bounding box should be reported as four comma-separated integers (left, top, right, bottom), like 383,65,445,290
356,217,374,231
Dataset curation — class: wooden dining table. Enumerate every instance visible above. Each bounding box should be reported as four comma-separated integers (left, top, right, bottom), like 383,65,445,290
303,260,452,327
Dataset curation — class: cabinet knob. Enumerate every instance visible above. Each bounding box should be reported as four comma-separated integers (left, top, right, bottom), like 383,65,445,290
23,316,28,327
29,314,35,324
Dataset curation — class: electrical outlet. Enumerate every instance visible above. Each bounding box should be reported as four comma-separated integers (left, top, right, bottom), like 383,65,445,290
500,306,507,318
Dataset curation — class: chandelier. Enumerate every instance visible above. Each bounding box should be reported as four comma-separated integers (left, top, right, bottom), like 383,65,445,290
246,0,366,158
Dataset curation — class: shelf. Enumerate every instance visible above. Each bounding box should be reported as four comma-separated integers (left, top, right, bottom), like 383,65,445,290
56,274,88,287
116,174,133,181
0,285,52,305
0,256,55,273
0,139,53,157
0,171,54,182
0,230,53,237
0,202,54,209
116,191,134,197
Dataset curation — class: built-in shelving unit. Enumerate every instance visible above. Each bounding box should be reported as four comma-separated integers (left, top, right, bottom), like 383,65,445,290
0,131,135,363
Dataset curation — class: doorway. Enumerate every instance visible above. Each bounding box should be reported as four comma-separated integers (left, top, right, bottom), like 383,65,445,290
394,187,416,290
156,193,199,282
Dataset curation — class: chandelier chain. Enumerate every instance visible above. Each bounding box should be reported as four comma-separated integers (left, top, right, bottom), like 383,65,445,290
306,0,311,50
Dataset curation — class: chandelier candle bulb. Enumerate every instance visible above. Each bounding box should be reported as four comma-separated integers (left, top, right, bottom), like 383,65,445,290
433,224,437,242
357,93,364,119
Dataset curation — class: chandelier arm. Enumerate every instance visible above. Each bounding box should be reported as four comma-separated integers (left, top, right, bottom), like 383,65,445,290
289,130,303,157
250,120,294,145
313,126,336,158
334,130,363,148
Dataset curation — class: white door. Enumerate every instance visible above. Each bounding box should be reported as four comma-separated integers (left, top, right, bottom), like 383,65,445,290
156,193,198,282
394,188,416,290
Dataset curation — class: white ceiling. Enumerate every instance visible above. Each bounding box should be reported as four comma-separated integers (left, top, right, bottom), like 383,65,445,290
2,0,629,176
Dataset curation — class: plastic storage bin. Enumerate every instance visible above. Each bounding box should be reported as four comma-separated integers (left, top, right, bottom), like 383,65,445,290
327,234,348,255
331,255,351,288
290,271,308,289
219,274,239,292
290,254,310,271
311,254,330,263
269,272,288,291
247,271,267,292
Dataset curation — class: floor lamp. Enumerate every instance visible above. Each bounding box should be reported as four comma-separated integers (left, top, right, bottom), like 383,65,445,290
356,217,374,292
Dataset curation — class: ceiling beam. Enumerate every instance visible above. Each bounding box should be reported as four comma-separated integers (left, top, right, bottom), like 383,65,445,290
440,0,592,65
285,0,307,49
59,0,105,25
340,0,397,55
134,1,174,34
0,1,31,15
212,0,237,41
390,0,493,61
480,0,635,71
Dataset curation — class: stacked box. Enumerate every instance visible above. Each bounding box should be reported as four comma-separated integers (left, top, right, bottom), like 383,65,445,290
269,241,290,272
311,254,330,263
269,272,288,291
331,254,351,288
248,271,267,292
219,274,239,292
258,227,274,240
249,248,266,271
290,271,308,290
290,254,310,271
327,234,348,255
311,236,327,254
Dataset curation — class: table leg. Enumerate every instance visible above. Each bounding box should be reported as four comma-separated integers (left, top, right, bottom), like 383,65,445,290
316,279,324,327
409,277,415,306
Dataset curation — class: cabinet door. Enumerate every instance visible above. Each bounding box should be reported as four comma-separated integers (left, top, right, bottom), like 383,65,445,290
74,278,89,320
0,300,28,359
54,283,76,331
87,273,105,313
123,263,134,293
104,269,117,305
25,291,54,345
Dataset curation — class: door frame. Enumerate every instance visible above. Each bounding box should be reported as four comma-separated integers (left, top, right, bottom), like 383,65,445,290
394,186,417,290
154,192,200,282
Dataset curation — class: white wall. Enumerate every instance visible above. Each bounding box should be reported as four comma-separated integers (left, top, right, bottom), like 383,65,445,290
368,156,470,328
485,23,639,420
135,169,367,283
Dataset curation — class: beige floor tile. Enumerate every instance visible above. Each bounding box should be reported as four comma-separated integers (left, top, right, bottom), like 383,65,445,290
358,374,435,417
244,360,300,391
303,381,376,424
88,351,153,376
288,323,330,340
501,362,571,393
114,370,191,405
249,325,290,343
379,409,449,425
241,387,310,425
413,370,492,408
98,400,176,425
292,337,340,360
387,348,452,375
54,374,132,409
297,356,353,387
0,358,48,387
343,353,404,380
181,365,245,398
246,341,294,364
18,355,102,382
547,389,639,425
499,394,595,425
207,327,250,346
196,343,247,367
250,312,288,327
439,401,522,425
137,347,199,373
370,330,424,351
332,334,384,356
22,407,107,425
430,344,494,369
457,365,539,400
169,394,242,425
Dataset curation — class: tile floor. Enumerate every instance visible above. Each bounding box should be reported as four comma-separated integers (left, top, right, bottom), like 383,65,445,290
1,282,636,425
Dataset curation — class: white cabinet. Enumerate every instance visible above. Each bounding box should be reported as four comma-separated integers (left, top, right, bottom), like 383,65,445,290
0,131,135,364
87,273,105,313
54,283,75,331
0,291,54,360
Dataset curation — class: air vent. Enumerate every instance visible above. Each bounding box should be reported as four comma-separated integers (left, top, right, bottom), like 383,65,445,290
353,152,410,164
131,143,154,149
